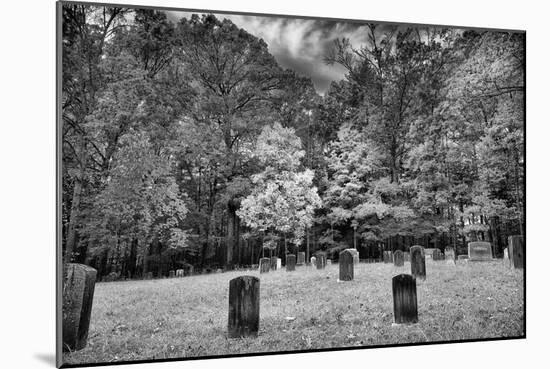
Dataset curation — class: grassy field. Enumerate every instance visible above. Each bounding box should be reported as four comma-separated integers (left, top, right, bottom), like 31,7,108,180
63,260,524,366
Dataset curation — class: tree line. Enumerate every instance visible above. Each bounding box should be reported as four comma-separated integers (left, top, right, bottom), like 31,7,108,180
61,5,525,279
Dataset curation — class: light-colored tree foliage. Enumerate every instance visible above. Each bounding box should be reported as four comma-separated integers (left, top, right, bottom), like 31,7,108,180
238,123,321,246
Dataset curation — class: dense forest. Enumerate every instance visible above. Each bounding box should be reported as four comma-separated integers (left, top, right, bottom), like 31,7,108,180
61,5,525,279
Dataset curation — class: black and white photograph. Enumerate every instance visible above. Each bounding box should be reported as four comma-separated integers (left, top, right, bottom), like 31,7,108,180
57,0,525,367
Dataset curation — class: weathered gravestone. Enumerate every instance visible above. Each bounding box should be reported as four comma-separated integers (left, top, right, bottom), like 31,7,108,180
393,250,404,267
286,254,296,271
176,269,184,277
432,249,444,261
424,248,436,260
468,242,493,261
62,263,97,351
297,252,305,265
339,250,354,281
315,252,327,269
503,248,510,268
345,248,359,265
169,270,175,278
326,259,332,266
392,274,418,324
383,251,393,263
316,254,326,269
508,235,524,269
276,258,282,270
228,276,260,338
404,252,410,262
259,258,270,273
144,272,153,280
445,248,456,265
310,256,317,266
183,264,194,276
410,246,426,281
270,256,278,271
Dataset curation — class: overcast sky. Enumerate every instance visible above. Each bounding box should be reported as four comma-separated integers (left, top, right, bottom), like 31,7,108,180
165,11,376,95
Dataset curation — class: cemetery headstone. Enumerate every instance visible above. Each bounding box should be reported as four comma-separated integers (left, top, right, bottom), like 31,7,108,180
445,248,456,265
270,256,278,270
345,248,359,265
468,242,492,261
424,248,436,260
508,235,524,269
316,254,326,269
228,276,260,338
176,269,184,277
276,258,281,270
392,274,418,324
339,250,354,281
410,246,426,281
393,250,404,267
503,248,510,268
310,256,317,266
169,270,175,278
144,272,153,280
404,252,410,262
62,263,97,351
432,249,443,261
259,258,270,273
297,252,305,265
286,254,296,271
326,259,332,266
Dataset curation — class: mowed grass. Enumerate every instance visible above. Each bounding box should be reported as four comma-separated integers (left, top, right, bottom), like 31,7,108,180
63,260,524,365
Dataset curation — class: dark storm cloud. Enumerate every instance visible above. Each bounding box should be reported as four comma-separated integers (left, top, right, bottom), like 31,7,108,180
165,11,374,95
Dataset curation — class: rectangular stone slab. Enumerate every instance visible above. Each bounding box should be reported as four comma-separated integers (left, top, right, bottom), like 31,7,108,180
62,263,97,352
468,242,493,261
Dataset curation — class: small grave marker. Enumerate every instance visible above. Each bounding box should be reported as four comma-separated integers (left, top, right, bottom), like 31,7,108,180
62,263,97,351
392,274,418,324
228,276,260,338
468,242,492,261
445,248,456,265
169,270,175,278
310,256,316,266
297,252,305,265
503,248,510,268
276,258,281,270
410,246,426,281
259,258,270,273
339,250,354,281
393,250,404,267
432,249,443,261
316,254,326,269
144,272,153,280
326,259,332,266
345,248,359,265
508,235,524,269
270,256,278,270
286,254,296,271
176,269,184,277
